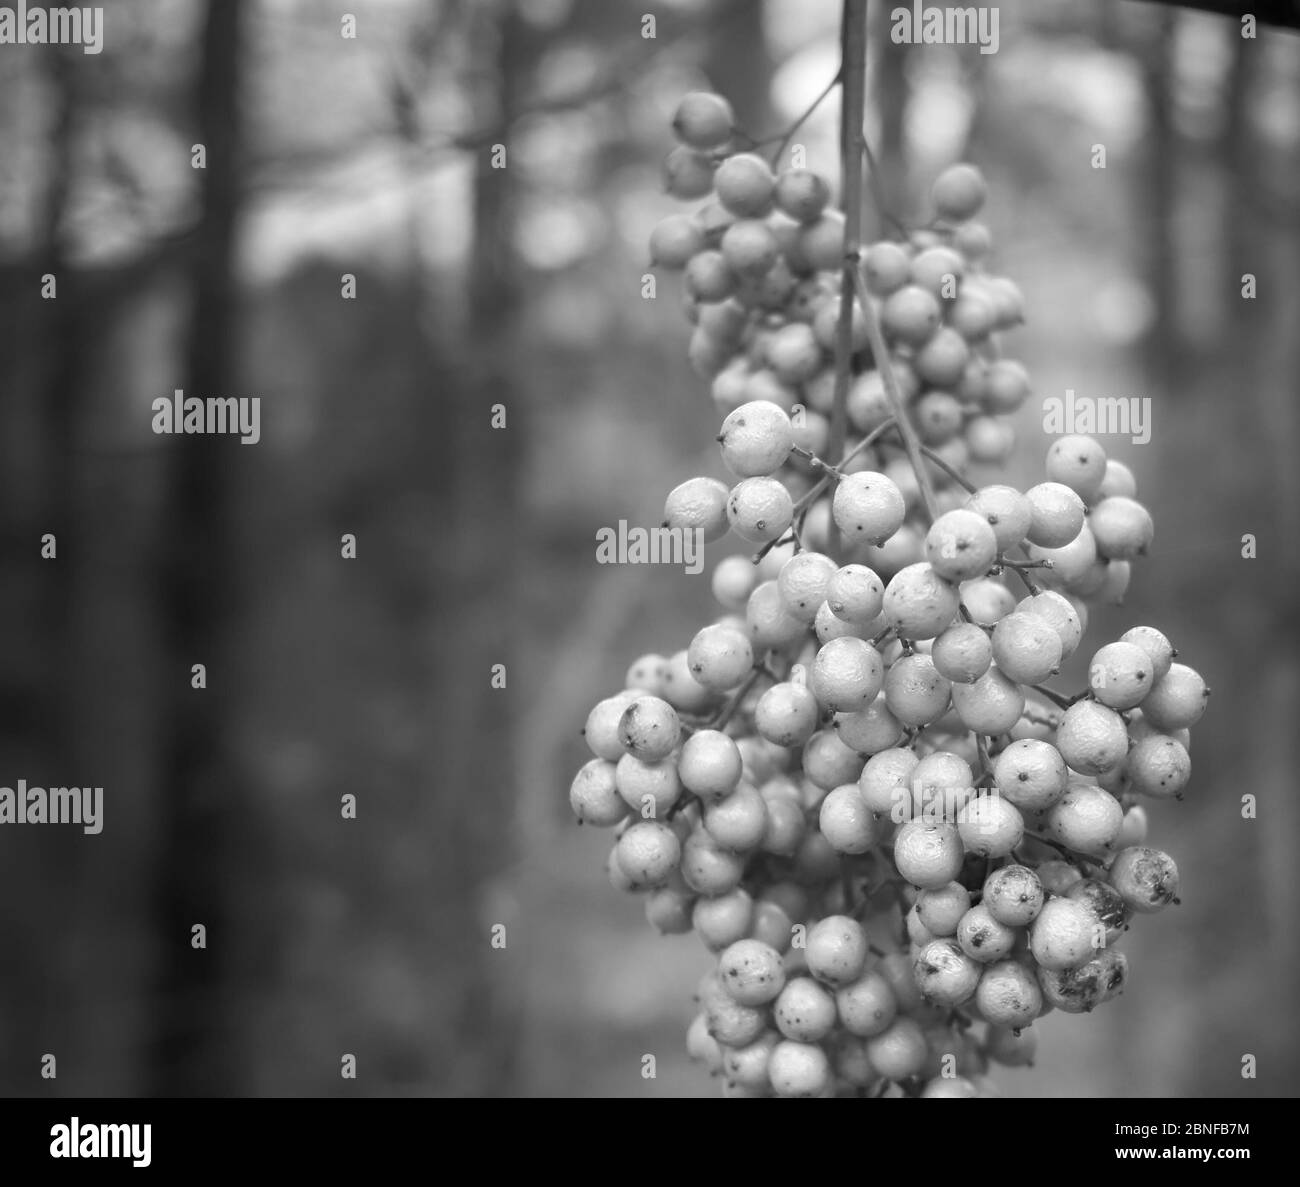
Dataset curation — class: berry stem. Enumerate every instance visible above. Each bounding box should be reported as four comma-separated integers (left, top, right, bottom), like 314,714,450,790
917,443,976,494
710,665,772,731
1029,684,1074,710
770,68,843,167
826,0,869,561
851,263,940,525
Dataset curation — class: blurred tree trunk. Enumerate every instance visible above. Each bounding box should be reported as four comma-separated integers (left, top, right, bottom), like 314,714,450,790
871,0,908,227
419,0,527,1096
147,0,245,1096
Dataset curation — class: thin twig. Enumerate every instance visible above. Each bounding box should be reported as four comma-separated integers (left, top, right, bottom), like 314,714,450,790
827,0,869,560
771,69,843,166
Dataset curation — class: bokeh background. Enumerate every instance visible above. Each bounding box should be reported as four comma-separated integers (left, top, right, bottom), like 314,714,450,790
0,0,1297,1097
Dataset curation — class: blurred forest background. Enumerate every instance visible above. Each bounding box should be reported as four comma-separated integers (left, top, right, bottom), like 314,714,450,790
0,0,1297,1097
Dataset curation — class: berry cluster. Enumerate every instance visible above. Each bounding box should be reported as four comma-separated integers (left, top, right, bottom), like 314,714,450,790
570,91,1207,1098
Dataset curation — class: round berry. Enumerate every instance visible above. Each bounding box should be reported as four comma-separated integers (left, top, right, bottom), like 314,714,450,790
1066,878,1130,945
956,904,1017,963
1056,700,1128,776
649,213,706,268
728,477,794,544
570,759,632,826
802,728,867,790
681,829,746,895
881,284,942,345
714,152,777,218
766,321,823,383
1045,434,1107,502
910,245,965,296
1142,662,1209,731
584,691,638,761
1098,459,1138,500
991,611,1063,685
1119,625,1175,684
1127,734,1191,799
948,290,997,340
615,820,681,888
961,577,1017,627
768,1039,832,1097
883,653,952,727
618,695,681,762
810,636,884,713
703,782,768,850
1038,949,1128,1014
693,888,754,950
1089,496,1154,560
722,1031,780,1093
678,729,743,801
836,970,898,1038
774,167,830,222
805,915,869,986
914,938,981,1007
984,1022,1038,1067
865,1017,928,1080
688,623,754,692
1109,845,1179,913
858,747,919,815
1088,640,1154,710
685,250,735,302
965,414,1016,463
966,485,1032,552
719,401,794,478
915,881,970,937
625,653,668,696
777,551,837,623
931,163,987,221
993,738,1068,812
645,885,695,934
975,960,1043,1029
753,680,819,748
799,210,846,270
982,359,1031,413
958,793,1025,858
819,784,880,854
894,821,965,889
1016,590,1083,659
826,563,885,625
883,562,961,640
774,976,837,1042
951,666,1025,734
833,472,907,544
983,864,1044,927
615,753,683,817
672,90,735,149
712,554,759,611
747,580,806,651
663,145,716,199
862,240,911,295
1045,780,1124,856
663,649,718,713
925,509,999,583
1025,482,1086,548
931,621,993,684
720,939,787,1006
1029,896,1102,971
914,328,971,388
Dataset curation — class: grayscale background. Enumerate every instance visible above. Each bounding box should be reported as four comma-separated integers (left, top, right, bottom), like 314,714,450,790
0,0,1296,1096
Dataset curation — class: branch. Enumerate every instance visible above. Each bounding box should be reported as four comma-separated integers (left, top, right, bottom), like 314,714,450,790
827,0,870,560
